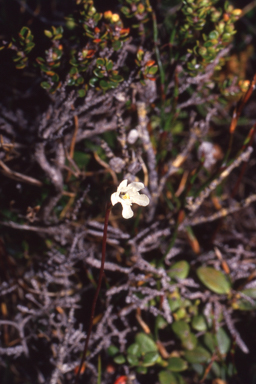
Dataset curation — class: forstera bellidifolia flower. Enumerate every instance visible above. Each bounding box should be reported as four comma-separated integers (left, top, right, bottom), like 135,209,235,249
111,179,150,219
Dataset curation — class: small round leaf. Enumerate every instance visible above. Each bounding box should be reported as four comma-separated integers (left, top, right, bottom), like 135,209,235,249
216,328,231,356
127,343,140,357
114,354,126,364
197,267,231,294
168,357,188,372
127,354,139,366
191,315,207,331
184,346,211,364
107,345,119,356
168,261,190,280
142,351,159,367
135,333,158,354
172,320,190,339
159,370,178,384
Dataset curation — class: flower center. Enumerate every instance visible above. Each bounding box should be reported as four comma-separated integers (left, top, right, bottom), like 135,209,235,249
120,192,130,200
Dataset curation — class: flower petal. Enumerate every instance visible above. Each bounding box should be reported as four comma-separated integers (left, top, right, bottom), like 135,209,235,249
128,182,145,191
118,179,128,191
122,204,134,219
111,192,119,206
132,193,150,206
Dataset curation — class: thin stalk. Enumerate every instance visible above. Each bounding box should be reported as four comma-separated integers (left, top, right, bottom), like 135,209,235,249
75,202,112,383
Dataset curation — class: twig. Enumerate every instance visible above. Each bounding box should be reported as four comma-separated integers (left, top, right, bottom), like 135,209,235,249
66,114,79,182
0,159,42,187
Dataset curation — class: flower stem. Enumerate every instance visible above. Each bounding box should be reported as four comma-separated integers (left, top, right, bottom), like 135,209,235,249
75,202,112,383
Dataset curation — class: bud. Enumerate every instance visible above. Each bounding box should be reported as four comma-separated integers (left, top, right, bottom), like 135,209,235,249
104,11,112,19
127,129,139,144
186,7,194,14
111,13,120,22
222,32,232,42
209,30,219,40
137,3,145,14
198,46,207,56
226,5,234,13
238,80,250,93
88,6,96,15
207,47,216,54
224,24,234,33
216,21,225,34
211,10,221,22
232,8,242,17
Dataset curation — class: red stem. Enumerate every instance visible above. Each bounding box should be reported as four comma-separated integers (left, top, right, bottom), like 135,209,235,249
75,202,111,383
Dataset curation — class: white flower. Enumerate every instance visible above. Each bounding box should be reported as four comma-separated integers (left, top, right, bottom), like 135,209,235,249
111,179,150,219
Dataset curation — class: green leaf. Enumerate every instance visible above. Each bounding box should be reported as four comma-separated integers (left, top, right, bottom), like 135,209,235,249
127,343,140,356
106,81,118,89
70,67,78,75
70,57,78,66
78,89,86,97
76,77,84,85
15,62,26,69
197,267,231,294
156,315,167,330
168,295,182,312
191,315,207,331
203,332,216,354
99,80,109,90
56,26,64,35
127,354,140,366
114,354,126,364
44,30,53,38
96,58,105,67
241,288,256,298
106,60,113,71
233,288,256,310
110,74,123,82
121,6,130,15
53,33,62,40
93,68,105,78
41,81,51,90
52,48,62,60
52,73,59,82
173,307,186,320
181,332,197,351
172,320,190,339
112,40,122,51
168,357,188,372
67,78,76,86
216,328,231,355
137,49,144,62
24,42,35,53
142,351,159,367
148,65,158,75
19,26,30,38
93,12,102,23
107,345,119,356
89,77,98,87
136,366,147,374
209,30,219,40
135,333,158,354
159,370,178,384
191,363,204,375
211,361,221,377
184,346,211,364
168,261,190,280
233,298,256,311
